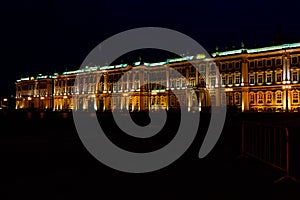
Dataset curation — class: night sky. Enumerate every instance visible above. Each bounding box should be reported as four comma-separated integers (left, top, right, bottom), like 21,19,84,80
1,0,300,96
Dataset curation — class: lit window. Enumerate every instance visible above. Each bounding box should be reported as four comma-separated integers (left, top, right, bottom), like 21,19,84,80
234,93,240,105
229,95,233,105
266,74,272,83
182,80,186,88
257,93,263,104
211,77,216,87
235,75,240,84
249,93,254,104
292,71,298,82
257,74,263,84
276,73,282,82
221,76,226,86
190,79,195,87
276,92,282,104
266,92,272,104
293,92,299,103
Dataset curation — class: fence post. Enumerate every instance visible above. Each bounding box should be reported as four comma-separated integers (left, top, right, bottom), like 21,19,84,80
274,128,300,183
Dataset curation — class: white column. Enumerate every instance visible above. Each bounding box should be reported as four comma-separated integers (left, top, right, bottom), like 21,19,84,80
286,56,291,83
166,67,170,90
283,56,287,83
283,90,287,111
205,62,209,88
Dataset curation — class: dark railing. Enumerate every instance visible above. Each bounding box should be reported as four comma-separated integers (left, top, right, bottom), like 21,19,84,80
241,121,299,183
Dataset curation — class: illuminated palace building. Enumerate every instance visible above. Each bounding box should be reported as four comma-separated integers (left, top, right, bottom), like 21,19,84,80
16,43,300,112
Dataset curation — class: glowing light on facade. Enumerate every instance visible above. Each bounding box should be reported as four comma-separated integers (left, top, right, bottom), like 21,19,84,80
15,42,300,112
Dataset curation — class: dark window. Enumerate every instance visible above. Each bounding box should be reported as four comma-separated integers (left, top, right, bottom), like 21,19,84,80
190,66,195,73
39,83,47,89
258,60,263,67
228,76,233,84
249,62,254,68
258,75,263,84
292,57,298,64
276,59,281,65
272,58,276,66
249,75,255,84
221,64,226,70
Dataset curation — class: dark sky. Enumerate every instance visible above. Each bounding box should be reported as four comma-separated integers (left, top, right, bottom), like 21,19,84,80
1,0,300,96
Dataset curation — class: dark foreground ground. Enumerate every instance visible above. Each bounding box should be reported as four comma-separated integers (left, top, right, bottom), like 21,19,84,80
0,110,300,199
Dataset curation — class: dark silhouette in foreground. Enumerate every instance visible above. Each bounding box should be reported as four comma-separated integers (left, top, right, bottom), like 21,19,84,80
0,110,299,199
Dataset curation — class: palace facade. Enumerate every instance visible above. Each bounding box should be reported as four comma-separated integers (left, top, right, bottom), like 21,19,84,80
15,43,300,112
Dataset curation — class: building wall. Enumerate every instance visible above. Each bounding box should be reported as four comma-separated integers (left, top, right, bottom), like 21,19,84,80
15,77,53,110
15,45,300,112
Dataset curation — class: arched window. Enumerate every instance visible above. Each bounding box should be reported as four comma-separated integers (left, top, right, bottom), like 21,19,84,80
257,92,264,104
249,93,255,104
266,92,272,104
292,70,298,83
275,91,282,104
293,91,299,104
234,93,240,105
